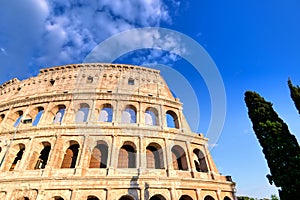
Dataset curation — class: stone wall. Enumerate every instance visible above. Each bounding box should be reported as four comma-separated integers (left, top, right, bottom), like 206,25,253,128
0,64,236,200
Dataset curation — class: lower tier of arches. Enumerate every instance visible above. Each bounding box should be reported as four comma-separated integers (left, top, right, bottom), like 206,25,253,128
0,178,235,200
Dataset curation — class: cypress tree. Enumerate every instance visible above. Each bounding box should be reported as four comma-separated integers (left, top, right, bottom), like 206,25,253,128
288,79,300,114
244,91,300,200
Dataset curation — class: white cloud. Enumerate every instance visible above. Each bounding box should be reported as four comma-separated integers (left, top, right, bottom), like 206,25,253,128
0,0,180,81
0,48,7,56
84,28,188,66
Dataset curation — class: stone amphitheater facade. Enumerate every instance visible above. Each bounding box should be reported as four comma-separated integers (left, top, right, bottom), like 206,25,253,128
0,63,236,200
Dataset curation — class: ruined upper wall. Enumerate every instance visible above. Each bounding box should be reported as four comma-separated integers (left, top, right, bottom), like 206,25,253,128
0,63,175,103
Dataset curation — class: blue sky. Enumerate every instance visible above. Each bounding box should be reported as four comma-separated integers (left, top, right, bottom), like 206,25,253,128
1,0,300,198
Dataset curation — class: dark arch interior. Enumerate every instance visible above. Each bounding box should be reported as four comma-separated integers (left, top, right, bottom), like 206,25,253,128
119,195,134,200
179,195,193,200
149,194,166,200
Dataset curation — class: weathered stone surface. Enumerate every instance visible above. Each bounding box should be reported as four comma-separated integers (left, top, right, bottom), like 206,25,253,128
0,63,236,200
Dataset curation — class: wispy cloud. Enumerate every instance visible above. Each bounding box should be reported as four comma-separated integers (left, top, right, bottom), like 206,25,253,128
0,0,180,81
0,48,7,56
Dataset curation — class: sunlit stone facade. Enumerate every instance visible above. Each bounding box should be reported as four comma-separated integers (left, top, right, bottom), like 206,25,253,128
0,63,236,200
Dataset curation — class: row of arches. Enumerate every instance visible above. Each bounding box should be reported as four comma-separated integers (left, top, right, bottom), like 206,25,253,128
50,196,98,200
0,103,180,129
2,140,209,173
14,194,231,200
118,194,231,200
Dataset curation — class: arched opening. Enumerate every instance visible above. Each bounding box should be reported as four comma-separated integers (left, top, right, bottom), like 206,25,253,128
146,143,164,169
193,149,208,172
204,195,215,200
87,195,99,200
122,105,137,123
53,196,64,200
32,107,44,126
0,113,5,124
13,110,23,127
171,145,188,170
149,194,167,200
98,104,113,122
179,195,193,200
145,107,158,126
61,141,80,168
75,103,90,122
87,76,93,83
118,142,136,168
128,78,135,85
9,143,25,171
16,197,30,200
166,110,179,129
53,105,66,124
119,195,134,200
34,142,51,169
224,197,231,200
89,141,108,168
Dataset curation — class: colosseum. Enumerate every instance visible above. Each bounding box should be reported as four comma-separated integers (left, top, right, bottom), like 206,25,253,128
0,63,236,200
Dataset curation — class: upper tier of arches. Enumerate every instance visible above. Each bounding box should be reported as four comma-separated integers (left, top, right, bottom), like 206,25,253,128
0,101,186,131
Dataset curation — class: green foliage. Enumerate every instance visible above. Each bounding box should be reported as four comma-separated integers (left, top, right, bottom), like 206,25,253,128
244,91,300,200
271,194,279,200
237,196,256,200
288,79,300,114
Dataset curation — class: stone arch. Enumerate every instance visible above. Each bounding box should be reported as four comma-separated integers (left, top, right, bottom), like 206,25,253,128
193,148,208,172
89,141,108,168
52,104,66,124
8,110,23,127
119,195,135,200
118,141,137,168
98,103,113,122
149,194,167,200
204,195,215,200
166,110,179,129
0,113,5,124
171,145,188,170
8,143,25,171
87,195,100,200
223,197,231,200
51,196,64,200
27,142,51,170
61,141,80,168
16,197,30,200
145,107,158,126
122,105,137,123
146,143,164,169
179,195,193,200
75,103,90,122
26,106,44,126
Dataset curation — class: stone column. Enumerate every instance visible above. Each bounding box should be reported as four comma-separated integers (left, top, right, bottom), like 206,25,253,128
70,189,77,200
163,138,171,177
177,107,184,132
108,135,116,175
140,188,145,200
159,105,165,129
75,135,87,176
18,137,34,170
169,188,177,200
185,141,195,178
216,190,222,200
196,189,201,200
138,101,142,125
